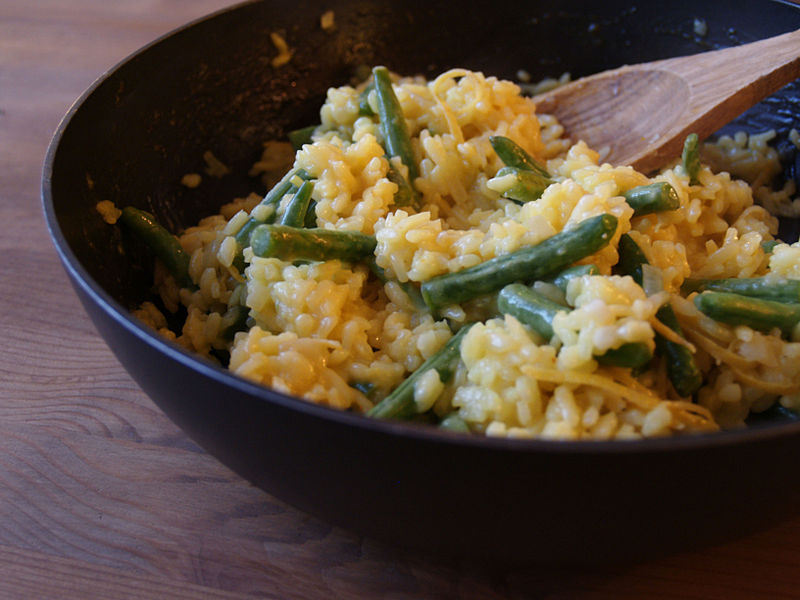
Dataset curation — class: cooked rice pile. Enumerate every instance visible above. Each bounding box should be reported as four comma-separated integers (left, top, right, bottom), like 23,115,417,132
133,68,800,441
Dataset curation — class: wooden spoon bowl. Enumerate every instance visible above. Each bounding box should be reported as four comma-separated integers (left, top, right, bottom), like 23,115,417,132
534,28,800,172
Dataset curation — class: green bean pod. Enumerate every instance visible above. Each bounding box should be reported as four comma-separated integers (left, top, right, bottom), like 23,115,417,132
492,166,554,203
594,342,653,369
278,180,315,228
489,135,551,177
654,304,703,397
614,233,648,285
385,156,420,209
420,214,618,313
681,276,800,304
250,224,377,263
545,264,600,292
368,258,426,310
694,291,800,335
623,182,680,217
681,133,700,184
287,125,317,150
373,66,419,185
497,283,564,340
499,283,652,368
119,206,194,290
235,168,311,247
358,82,376,116
438,413,470,432
220,303,251,342
614,232,702,396
368,324,473,420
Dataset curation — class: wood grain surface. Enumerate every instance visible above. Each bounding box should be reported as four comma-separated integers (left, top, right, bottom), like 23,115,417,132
3,1,800,598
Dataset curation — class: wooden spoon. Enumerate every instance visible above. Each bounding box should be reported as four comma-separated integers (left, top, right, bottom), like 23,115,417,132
532,29,800,173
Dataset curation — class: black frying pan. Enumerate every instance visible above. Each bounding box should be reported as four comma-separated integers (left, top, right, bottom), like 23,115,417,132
43,0,800,564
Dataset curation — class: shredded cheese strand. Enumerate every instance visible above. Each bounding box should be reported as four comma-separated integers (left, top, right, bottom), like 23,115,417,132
430,69,468,145
520,365,660,410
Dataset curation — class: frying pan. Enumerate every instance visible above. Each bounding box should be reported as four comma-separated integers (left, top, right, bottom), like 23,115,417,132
42,0,800,564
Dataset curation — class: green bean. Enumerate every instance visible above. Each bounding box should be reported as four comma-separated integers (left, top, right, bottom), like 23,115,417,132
545,264,600,292
232,168,312,271
278,180,314,228
623,182,680,217
498,283,652,367
497,283,564,340
681,132,700,184
694,291,800,335
654,304,703,397
420,214,618,312
372,66,419,185
250,224,376,263
489,135,551,178
351,381,377,399
762,239,781,254
368,324,473,420
119,206,194,290
385,156,419,208
614,233,648,285
358,82,375,116
614,232,702,396
681,276,800,303
220,303,250,341
287,125,317,150
368,258,426,310
492,166,554,203
235,168,311,247
439,413,470,432
304,200,318,228
594,342,653,369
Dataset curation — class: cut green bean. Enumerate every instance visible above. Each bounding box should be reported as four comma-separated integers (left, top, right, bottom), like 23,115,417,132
368,258,426,310
654,304,703,397
220,303,250,341
358,82,375,116
681,276,800,303
420,214,618,312
439,414,470,432
489,135,551,178
594,342,653,369
250,224,376,263
499,283,652,367
545,264,600,292
119,206,194,290
287,125,317,150
497,283,564,340
762,239,781,254
385,156,419,208
235,168,311,247
694,291,800,335
682,133,700,184
492,166,554,203
278,180,314,227
232,168,312,271
623,182,680,217
303,200,318,228
368,324,473,420
351,381,377,399
373,66,419,185
614,233,648,285
614,232,702,396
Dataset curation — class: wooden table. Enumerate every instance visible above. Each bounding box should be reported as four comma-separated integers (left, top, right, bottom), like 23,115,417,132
3,1,800,597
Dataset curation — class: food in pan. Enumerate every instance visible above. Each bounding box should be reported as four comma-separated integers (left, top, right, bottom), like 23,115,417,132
117,66,800,440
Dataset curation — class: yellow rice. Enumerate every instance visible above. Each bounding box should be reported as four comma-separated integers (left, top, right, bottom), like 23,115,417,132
132,67,800,441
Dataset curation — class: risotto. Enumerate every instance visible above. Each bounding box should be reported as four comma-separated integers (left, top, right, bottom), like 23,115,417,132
121,67,800,441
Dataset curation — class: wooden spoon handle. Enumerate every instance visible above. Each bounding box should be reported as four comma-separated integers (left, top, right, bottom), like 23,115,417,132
535,29,800,173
